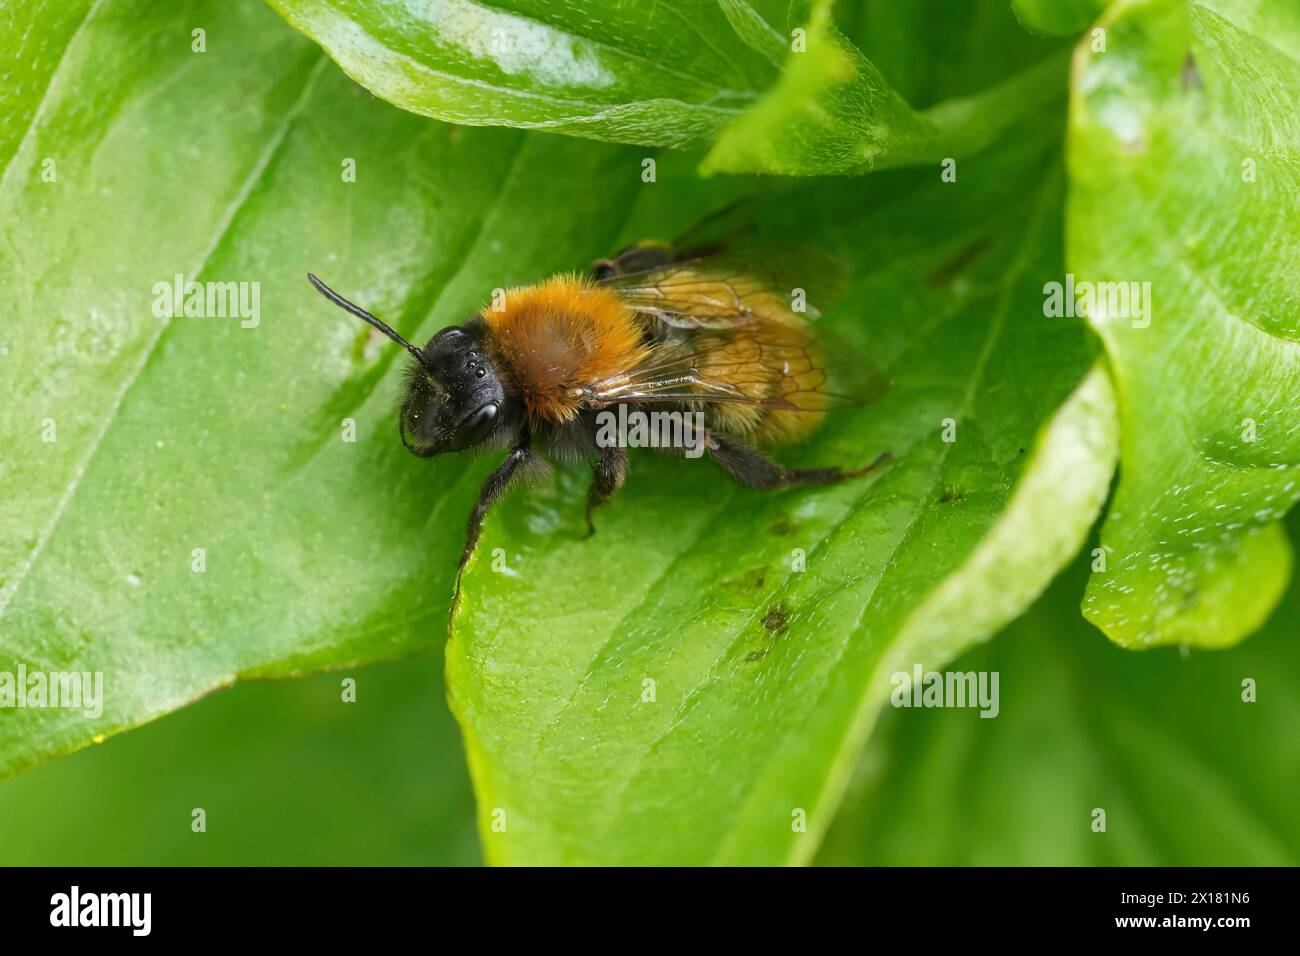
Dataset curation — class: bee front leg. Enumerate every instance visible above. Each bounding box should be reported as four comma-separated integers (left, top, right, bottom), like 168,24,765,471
455,441,533,598
585,445,629,537
706,432,890,490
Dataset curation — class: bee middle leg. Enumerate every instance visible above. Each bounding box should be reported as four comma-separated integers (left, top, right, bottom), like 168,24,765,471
706,431,890,490
585,445,629,537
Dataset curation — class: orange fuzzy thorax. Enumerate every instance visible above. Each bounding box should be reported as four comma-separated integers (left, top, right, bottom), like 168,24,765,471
481,276,648,425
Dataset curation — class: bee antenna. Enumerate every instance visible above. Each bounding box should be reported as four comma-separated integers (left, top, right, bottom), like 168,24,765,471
307,273,431,369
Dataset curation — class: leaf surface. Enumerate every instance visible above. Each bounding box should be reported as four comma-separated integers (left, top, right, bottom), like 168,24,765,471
1070,0,1300,647
268,0,1068,174
0,0,659,779
446,138,1116,865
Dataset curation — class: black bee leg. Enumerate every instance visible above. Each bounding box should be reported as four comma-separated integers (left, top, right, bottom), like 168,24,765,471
706,432,890,490
454,441,533,600
585,446,629,537
590,243,675,281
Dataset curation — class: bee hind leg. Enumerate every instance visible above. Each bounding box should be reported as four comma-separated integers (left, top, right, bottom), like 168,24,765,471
585,445,629,537
707,432,890,491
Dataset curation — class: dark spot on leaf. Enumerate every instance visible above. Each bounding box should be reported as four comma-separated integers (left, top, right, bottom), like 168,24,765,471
723,568,766,593
745,604,790,663
938,486,965,504
762,602,790,635
1181,51,1203,91
768,517,798,536
926,236,991,288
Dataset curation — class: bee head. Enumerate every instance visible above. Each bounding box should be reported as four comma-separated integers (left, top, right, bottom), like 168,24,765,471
307,274,510,457
398,323,506,457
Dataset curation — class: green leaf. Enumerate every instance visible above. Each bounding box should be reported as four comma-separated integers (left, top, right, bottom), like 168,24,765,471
1012,0,1109,37
267,0,1069,175
699,1,1070,175
0,656,480,864
0,0,660,779
446,140,1117,865
817,509,1300,866
847,1,1072,104
1070,0,1300,648
265,0,786,147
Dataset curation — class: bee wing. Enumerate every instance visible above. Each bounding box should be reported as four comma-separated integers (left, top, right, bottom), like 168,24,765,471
588,322,887,415
598,255,845,330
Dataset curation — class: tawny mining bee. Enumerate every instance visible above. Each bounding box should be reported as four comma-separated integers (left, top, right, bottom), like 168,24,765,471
309,240,888,575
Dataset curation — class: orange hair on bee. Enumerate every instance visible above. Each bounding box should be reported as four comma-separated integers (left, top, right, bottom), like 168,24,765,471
481,275,648,425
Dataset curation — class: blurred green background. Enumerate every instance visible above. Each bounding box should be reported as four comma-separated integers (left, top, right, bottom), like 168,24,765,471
0,649,480,865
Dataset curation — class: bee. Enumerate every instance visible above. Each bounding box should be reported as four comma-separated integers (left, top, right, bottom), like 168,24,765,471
308,241,889,578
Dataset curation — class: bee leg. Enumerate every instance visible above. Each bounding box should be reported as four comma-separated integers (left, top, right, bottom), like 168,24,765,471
590,243,675,281
707,432,890,490
585,446,629,537
454,441,534,599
